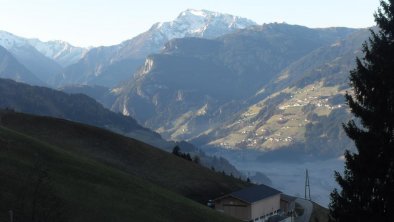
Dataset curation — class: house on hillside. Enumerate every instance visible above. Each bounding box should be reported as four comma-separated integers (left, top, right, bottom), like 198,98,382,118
214,184,282,222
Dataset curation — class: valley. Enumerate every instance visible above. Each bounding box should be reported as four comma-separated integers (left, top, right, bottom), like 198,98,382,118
214,149,345,207
0,5,379,221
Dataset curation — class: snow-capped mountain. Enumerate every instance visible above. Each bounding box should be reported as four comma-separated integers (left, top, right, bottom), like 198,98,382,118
153,9,256,39
0,31,87,67
0,31,63,85
61,9,257,87
115,9,257,59
27,39,88,67
0,31,27,48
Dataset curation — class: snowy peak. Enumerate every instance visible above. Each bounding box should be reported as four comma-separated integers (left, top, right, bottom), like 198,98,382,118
27,38,88,67
177,9,221,19
179,9,209,17
114,9,257,64
0,31,28,49
177,9,253,27
151,9,257,40
0,30,87,67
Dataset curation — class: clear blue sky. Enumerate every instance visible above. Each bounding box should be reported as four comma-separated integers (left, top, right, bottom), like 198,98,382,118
0,0,380,47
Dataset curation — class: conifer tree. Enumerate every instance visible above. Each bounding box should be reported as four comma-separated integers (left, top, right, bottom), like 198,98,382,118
329,1,394,221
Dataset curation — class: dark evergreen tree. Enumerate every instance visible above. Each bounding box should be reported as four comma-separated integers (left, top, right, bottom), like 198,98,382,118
329,1,394,221
172,146,180,156
184,153,192,161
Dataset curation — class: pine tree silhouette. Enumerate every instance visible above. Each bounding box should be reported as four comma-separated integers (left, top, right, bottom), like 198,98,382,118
329,1,394,221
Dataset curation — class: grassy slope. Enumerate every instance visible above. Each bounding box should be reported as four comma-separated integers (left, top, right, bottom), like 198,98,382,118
0,112,248,220
0,111,248,203
0,122,240,222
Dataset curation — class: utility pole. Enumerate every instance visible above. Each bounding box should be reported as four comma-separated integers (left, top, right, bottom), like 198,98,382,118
305,169,311,200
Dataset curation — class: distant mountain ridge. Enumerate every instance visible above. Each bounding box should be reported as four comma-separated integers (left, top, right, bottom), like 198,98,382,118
119,8,256,59
0,10,371,161
0,31,65,85
0,46,43,85
0,30,87,67
155,9,255,37
59,9,257,87
0,10,256,88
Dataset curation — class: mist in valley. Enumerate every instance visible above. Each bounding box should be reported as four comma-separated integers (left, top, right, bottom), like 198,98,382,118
207,148,345,207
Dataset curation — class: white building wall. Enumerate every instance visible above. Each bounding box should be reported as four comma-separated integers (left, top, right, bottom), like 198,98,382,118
249,194,281,222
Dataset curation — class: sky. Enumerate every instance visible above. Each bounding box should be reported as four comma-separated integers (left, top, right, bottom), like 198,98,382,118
0,0,381,47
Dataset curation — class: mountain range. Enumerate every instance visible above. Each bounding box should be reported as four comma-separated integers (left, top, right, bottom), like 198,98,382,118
0,30,87,67
0,45,43,86
0,9,372,162
0,31,88,86
0,9,257,89
58,9,257,87
0,8,375,213
109,23,364,159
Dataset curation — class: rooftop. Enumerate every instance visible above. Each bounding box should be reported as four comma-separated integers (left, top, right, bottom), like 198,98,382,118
219,184,281,204
280,194,297,202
